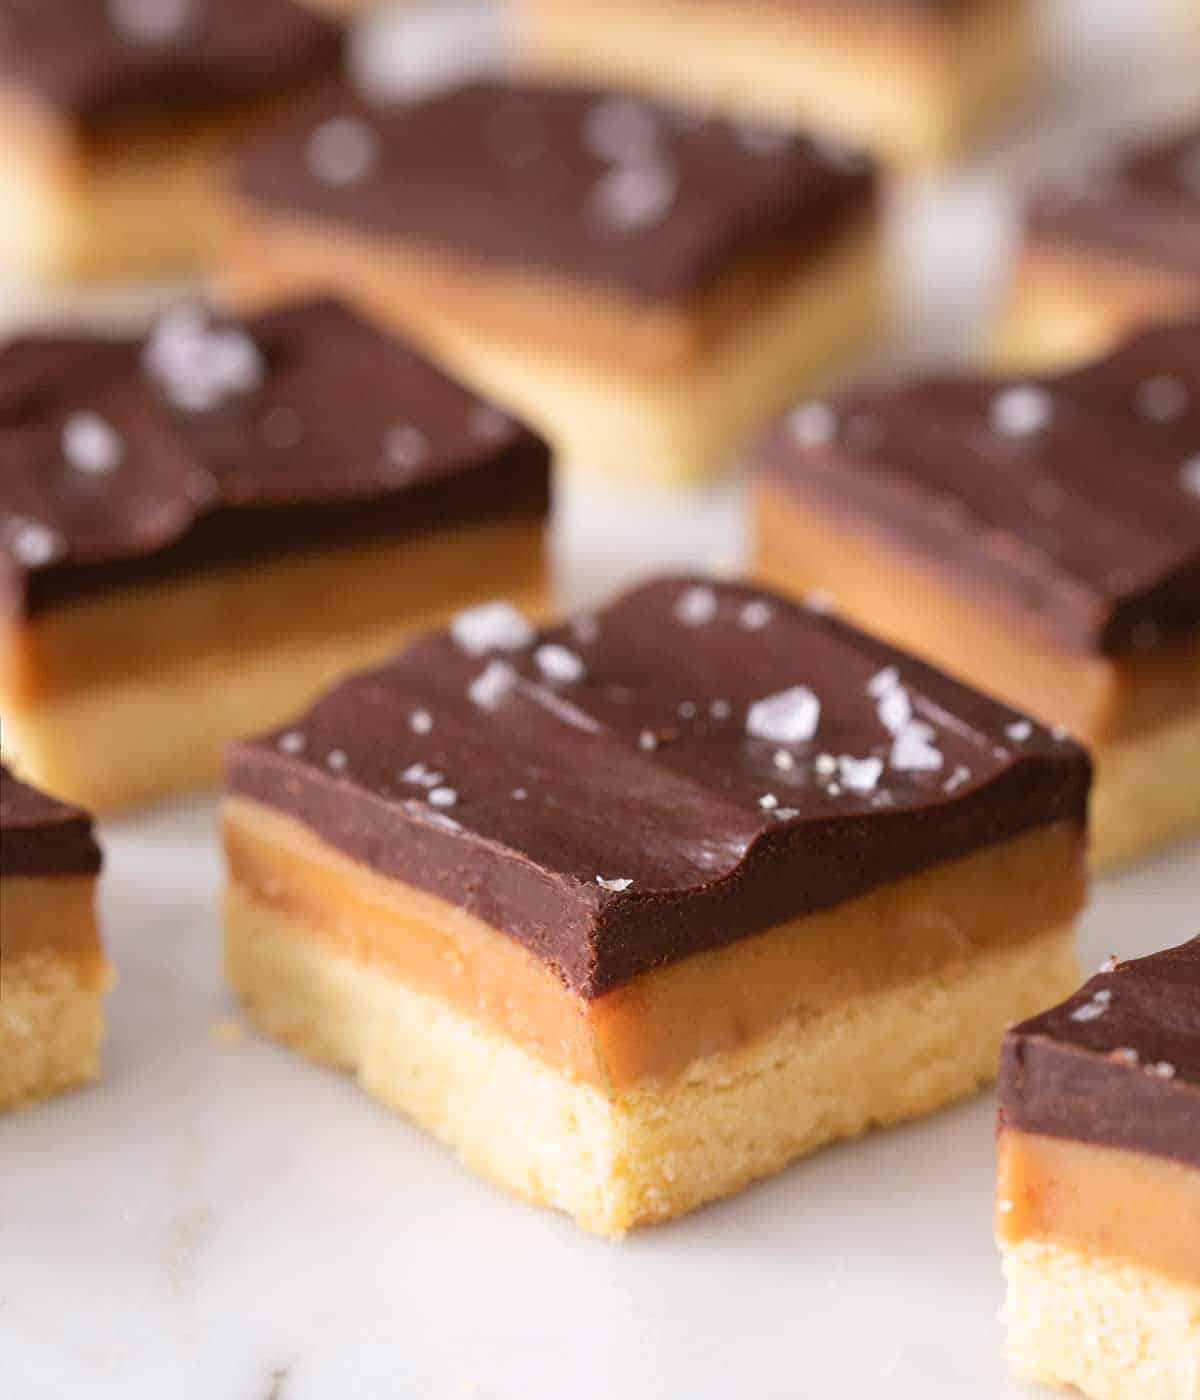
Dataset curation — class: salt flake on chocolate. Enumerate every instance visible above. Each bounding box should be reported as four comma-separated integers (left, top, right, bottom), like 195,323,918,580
838,755,883,794
277,731,306,756
144,307,264,413
410,709,433,734
7,518,64,568
1070,988,1112,1023
890,722,943,773
990,385,1054,438
428,786,457,808
787,400,837,448
596,876,633,891
738,599,773,630
1005,720,1033,743
469,659,518,710
382,424,429,472
108,0,193,44
675,585,718,626
535,644,585,683
1180,455,1200,497
589,162,678,234
746,686,820,745
1135,374,1189,423
307,116,380,188
582,97,660,165
451,601,535,656
62,412,124,475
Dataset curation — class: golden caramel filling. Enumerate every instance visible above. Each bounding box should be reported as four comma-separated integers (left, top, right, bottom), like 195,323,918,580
226,797,1085,1091
220,194,879,377
1,520,546,706
1,873,103,974
754,480,1200,745
997,1129,1200,1289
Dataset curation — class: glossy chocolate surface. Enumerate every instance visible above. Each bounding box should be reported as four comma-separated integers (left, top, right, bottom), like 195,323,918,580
1000,938,1200,1171
229,577,1090,998
1028,122,1200,279
0,762,101,877
232,79,877,302
0,299,551,619
756,318,1200,657
0,0,342,128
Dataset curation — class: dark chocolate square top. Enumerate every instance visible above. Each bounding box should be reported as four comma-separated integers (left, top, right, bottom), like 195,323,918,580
0,0,342,128
1000,938,1200,1171
229,576,1090,998
0,762,102,877
0,299,550,619
755,318,1200,657
232,79,877,302
1028,122,1200,279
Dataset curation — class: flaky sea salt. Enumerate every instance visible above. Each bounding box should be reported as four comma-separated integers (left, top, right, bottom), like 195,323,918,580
1005,720,1033,743
277,731,306,756
738,599,773,630
746,686,820,745
890,722,943,773
838,755,884,794
451,601,535,655
428,786,457,808
62,412,124,474
1135,374,1189,423
588,161,677,233
469,659,517,710
787,400,837,448
410,708,433,734
596,876,633,892
307,115,379,187
675,585,719,626
990,384,1054,437
7,519,64,567
535,644,585,683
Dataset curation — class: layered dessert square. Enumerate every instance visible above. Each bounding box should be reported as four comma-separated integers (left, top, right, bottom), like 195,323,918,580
752,317,1200,868
516,0,1033,167
0,299,551,811
997,122,1200,370
220,80,883,486
997,940,1200,1400
1,764,110,1110
224,576,1089,1236
0,0,343,282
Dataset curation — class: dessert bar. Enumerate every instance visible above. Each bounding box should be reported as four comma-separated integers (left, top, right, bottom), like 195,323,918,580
0,0,342,280
221,79,883,485
997,122,1200,370
753,318,1200,867
0,299,551,810
997,939,1200,1400
1,764,109,1109
516,0,1034,167
224,577,1089,1235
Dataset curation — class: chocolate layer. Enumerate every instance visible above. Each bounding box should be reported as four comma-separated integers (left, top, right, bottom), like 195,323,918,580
229,576,1090,998
1000,939,1200,1171
0,762,101,877
0,0,342,129
232,79,877,302
755,318,1200,657
1028,123,1200,280
0,299,551,619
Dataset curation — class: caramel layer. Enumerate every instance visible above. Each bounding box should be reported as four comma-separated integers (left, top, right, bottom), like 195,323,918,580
220,191,879,376
225,796,1085,1091
1,517,547,706
996,242,1200,372
997,1128,1200,1290
753,479,1200,745
1,873,103,970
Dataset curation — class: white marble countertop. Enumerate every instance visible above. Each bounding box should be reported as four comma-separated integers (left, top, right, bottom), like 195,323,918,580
3,2,1198,1396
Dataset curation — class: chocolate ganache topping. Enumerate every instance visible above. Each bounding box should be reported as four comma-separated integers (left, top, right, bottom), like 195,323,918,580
1028,122,1200,280
756,317,1200,657
1,762,102,878
229,577,1090,998
232,79,877,302
0,0,343,128
1000,938,1200,1171
0,299,551,619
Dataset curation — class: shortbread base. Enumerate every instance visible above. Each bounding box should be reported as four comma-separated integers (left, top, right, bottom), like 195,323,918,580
226,892,1078,1236
1091,706,1200,869
0,949,111,1111
1001,1240,1200,1400
220,208,883,487
1,521,547,811
519,0,1030,165
993,243,1200,371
